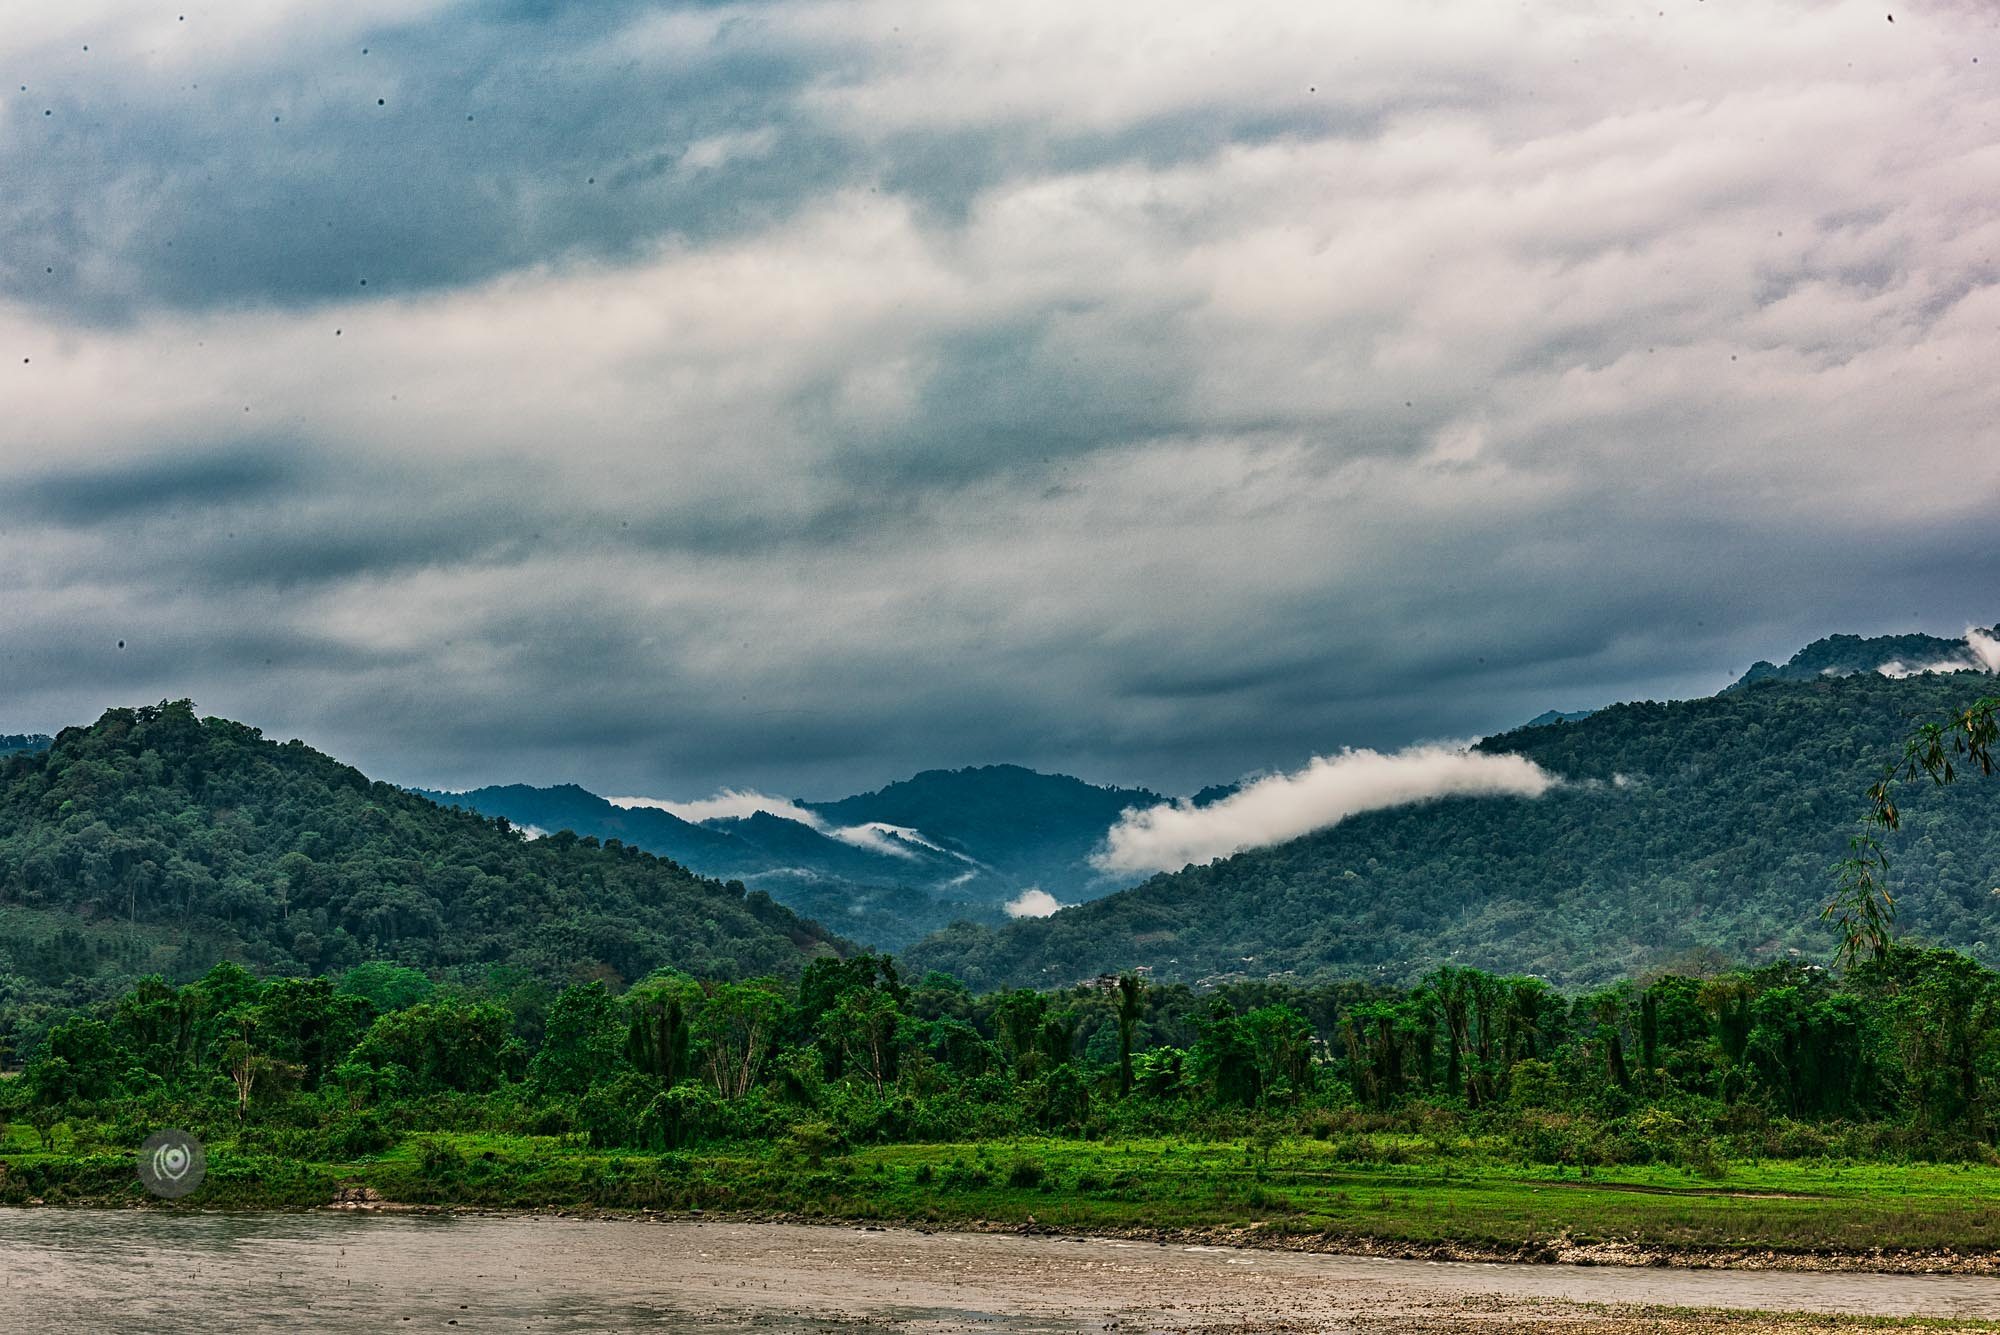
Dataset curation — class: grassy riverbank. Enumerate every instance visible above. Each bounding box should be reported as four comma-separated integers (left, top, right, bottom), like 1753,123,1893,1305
13,1128,2000,1267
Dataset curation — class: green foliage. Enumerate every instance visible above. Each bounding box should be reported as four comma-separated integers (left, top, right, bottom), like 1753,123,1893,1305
528,983,625,1097
1828,691,1998,965
17,943,2000,1181
24,945,2000,1270
337,961,434,1013
1005,1155,1045,1188
348,997,519,1094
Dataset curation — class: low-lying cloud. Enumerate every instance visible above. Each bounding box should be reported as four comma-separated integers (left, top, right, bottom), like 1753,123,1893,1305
1093,745,1559,876
1003,888,1062,919
1878,629,2000,680
610,789,819,826
609,790,927,859
822,821,923,860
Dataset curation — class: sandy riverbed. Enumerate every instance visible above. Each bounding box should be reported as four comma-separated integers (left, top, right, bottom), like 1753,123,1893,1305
8,1211,2000,1332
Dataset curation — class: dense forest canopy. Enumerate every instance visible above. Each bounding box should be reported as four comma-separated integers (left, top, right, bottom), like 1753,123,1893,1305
12,945,2000,1177
907,674,2000,991
0,703,844,1049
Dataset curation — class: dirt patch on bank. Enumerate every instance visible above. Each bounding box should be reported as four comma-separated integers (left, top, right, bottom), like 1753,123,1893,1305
467,1205,2000,1277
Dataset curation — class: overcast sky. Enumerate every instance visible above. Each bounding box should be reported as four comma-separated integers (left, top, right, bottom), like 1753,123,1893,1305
4,0,1998,799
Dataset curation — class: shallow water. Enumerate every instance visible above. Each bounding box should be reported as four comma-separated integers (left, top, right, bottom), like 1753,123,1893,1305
7,1211,2000,1332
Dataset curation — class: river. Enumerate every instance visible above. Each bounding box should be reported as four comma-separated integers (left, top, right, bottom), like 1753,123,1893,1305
8,1211,2000,1332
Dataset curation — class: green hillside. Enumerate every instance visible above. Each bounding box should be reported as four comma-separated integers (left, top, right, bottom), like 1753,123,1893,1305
0,703,844,1029
906,674,2000,990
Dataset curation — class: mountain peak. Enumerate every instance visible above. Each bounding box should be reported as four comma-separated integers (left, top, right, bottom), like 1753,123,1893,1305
1521,708,1595,730
1726,625,1999,692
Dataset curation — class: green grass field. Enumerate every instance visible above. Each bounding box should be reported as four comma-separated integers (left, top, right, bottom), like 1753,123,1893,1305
10,1124,2000,1259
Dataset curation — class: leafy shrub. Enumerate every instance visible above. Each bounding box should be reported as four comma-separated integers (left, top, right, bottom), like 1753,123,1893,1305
1511,1110,1594,1166
940,1159,991,1189
786,1120,841,1168
324,1112,396,1158
416,1136,467,1178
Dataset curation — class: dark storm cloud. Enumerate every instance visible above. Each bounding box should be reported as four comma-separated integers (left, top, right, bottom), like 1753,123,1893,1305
2,0,1374,326
813,324,1200,485
3,0,1999,801
3,432,927,622
12,445,300,525
1,3,847,320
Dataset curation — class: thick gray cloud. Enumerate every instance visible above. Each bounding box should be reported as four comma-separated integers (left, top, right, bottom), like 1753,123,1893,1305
3,0,1998,799
4,1,845,317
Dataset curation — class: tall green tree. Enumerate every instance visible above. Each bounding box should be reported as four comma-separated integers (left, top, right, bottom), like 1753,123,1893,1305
1115,974,1145,1097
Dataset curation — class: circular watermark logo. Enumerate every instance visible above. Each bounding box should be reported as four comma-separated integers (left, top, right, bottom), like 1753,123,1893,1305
136,1129,206,1199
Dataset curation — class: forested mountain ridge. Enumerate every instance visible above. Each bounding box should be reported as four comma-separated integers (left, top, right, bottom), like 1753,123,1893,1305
0,703,844,1021
427,782,1032,889
1521,709,1594,728
905,673,2000,991
0,734,51,757
417,783,779,879
1728,626,1998,690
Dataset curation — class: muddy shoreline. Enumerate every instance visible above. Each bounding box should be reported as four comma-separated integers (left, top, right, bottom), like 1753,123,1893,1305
26,1181,2000,1275
316,1195,2000,1276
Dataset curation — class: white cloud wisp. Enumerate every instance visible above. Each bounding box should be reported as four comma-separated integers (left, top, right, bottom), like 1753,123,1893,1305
1093,745,1559,876
608,789,823,825
1877,629,2000,680
610,791,940,860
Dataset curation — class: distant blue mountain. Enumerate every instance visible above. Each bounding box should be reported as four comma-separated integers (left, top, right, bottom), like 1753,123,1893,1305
418,765,1162,950
803,764,1163,899
414,783,748,867
1521,709,1595,729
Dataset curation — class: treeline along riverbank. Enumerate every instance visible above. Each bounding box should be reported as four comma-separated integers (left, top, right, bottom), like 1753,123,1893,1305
13,945,2000,1263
